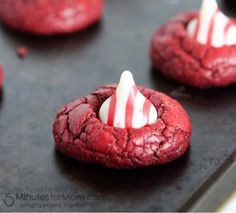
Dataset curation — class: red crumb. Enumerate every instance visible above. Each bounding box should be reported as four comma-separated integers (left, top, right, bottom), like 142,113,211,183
0,65,4,88
17,46,28,58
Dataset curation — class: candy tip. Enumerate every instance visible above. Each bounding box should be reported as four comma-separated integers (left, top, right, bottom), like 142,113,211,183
117,70,135,91
121,70,134,80
121,70,132,77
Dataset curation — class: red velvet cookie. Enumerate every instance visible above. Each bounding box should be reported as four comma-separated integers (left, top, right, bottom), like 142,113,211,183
150,12,236,88
53,84,191,169
0,0,103,35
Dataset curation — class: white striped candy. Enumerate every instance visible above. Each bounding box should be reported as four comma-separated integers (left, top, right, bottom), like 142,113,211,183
99,71,158,129
187,0,236,47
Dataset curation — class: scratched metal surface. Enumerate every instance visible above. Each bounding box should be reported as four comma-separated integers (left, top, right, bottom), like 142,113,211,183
0,0,236,211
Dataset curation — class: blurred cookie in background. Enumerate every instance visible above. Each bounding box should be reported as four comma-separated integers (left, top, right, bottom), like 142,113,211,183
0,0,104,35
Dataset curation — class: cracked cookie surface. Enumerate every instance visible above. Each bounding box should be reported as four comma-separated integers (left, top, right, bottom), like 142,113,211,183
53,85,191,169
150,12,236,88
0,0,103,35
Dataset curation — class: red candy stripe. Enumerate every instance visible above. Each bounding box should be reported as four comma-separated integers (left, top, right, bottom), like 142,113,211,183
192,6,234,45
125,86,138,128
142,99,152,124
107,93,117,126
106,85,154,128
193,15,200,41
206,8,219,46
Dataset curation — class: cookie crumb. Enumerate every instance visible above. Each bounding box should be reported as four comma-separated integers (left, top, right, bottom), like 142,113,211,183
170,87,191,98
17,46,28,58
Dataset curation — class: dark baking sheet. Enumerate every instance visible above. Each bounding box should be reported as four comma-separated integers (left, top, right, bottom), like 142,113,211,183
0,0,236,211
